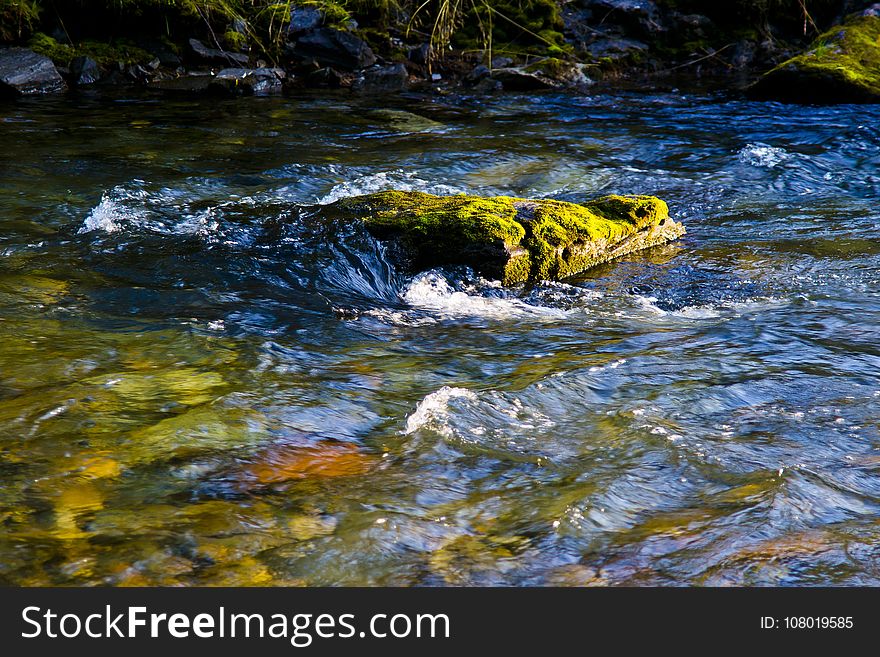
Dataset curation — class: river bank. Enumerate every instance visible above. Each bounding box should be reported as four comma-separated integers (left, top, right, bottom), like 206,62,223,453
1,1,878,100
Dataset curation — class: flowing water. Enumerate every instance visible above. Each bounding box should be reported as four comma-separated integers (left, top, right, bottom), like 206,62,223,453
1,88,879,586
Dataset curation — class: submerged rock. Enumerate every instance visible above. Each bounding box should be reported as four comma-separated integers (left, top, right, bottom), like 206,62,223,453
240,441,375,486
0,48,66,95
585,0,665,39
332,191,685,284
749,12,880,103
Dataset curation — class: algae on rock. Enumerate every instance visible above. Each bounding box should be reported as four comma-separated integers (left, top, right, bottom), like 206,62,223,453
749,13,880,103
334,190,684,285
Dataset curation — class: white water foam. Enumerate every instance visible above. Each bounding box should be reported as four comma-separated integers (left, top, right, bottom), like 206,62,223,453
172,209,220,236
738,143,789,168
79,190,145,233
78,184,245,243
400,271,569,321
361,309,438,327
317,170,467,205
631,294,786,320
403,385,564,459
404,386,478,436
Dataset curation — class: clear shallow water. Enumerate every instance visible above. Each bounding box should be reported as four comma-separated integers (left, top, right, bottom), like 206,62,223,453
1,89,879,586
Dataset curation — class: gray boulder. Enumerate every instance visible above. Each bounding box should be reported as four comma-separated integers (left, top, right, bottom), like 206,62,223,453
209,67,285,95
584,0,665,38
188,38,249,66
289,7,323,34
407,43,432,65
70,56,101,86
149,74,214,95
491,67,560,91
291,28,375,71
0,48,66,95
352,63,408,93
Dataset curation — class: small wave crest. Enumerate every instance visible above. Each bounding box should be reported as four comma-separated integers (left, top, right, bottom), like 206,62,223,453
78,183,222,238
403,384,564,460
317,170,467,205
400,271,570,321
631,293,785,319
79,187,149,234
738,143,789,168
404,386,477,436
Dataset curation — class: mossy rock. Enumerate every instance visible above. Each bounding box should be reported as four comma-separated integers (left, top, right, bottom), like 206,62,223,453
749,13,880,103
28,32,153,67
333,190,685,285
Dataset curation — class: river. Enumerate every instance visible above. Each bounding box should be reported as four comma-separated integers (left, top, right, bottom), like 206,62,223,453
1,88,878,585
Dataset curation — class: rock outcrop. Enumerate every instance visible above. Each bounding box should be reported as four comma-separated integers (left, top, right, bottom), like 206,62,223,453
332,191,685,284
749,11,880,103
0,48,66,95
209,67,285,96
188,38,249,67
289,28,376,71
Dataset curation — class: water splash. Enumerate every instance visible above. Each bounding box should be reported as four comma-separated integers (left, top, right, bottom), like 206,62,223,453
738,142,789,168
400,271,569,321
317,170,467,205
404,386,478,436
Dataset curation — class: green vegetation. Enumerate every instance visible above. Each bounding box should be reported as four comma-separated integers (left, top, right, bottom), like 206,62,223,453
337,190,684,284
0,0,573,63
420,0,568,57
656,0,845,36
750,13,880,102
29,31,154,65
0,0,40,41
1,1,863,73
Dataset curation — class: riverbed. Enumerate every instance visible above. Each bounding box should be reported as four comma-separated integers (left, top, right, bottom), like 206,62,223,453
1,89,878,585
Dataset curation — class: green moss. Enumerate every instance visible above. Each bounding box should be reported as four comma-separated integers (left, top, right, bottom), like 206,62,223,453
750,13,880,103
524,56,566,77
0,0,40,41
28,32,76,63
336,190,684,284
223,29,248,51
520,194,672,280
340,189,526,246
79,40,154,65
28,32,153,65
451,0,567,57
295,0,350,27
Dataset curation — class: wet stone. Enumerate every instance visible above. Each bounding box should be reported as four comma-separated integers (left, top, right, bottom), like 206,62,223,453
352,63,409,93
69,56,101,86
289,7,323,35
149,74,214,95
0,48,66,96
491,67,561,91
209,67,285,96
290,28,376,71
188,38,249,67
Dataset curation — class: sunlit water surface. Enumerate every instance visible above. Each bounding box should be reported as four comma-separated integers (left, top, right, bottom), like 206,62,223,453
1,89,879,585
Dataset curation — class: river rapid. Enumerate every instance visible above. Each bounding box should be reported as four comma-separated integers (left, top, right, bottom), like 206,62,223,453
1,88,879,585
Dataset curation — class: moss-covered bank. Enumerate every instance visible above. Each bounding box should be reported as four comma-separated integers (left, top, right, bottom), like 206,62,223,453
335,190,685,284
749,12,880,103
